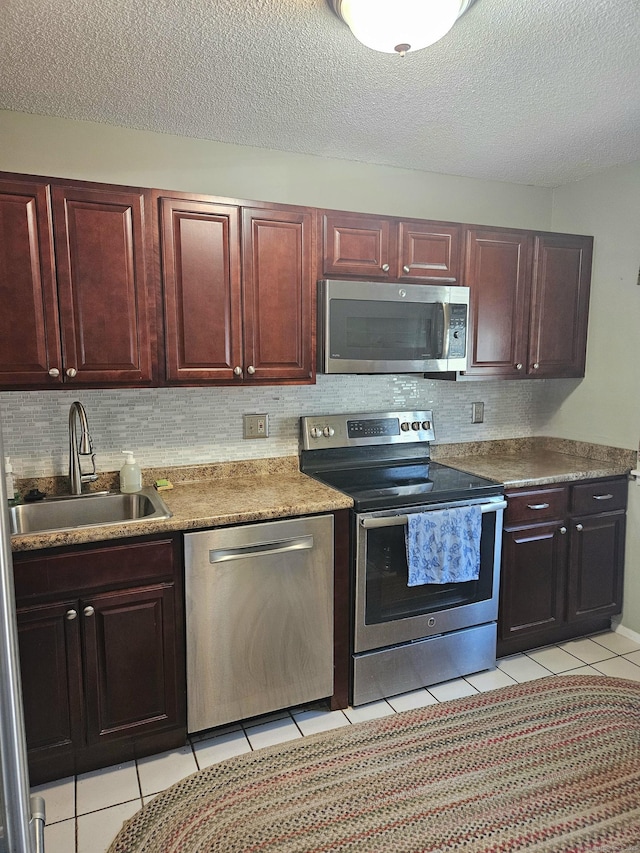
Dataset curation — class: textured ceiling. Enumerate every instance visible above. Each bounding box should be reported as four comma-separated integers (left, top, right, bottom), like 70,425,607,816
1,0,639,188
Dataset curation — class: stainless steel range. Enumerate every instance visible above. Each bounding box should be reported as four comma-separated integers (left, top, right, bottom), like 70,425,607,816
300,410,506,706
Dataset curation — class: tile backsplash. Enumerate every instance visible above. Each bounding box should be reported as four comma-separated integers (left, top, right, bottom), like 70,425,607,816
0,376,578,479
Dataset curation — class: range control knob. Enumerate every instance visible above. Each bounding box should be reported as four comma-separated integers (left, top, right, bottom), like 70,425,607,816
411,421,421,430
322,426,335,437
310,427,323,439
400,421,410,431
422,421,431,431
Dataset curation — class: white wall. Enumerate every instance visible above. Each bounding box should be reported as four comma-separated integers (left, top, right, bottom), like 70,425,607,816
0,110,552,228
549,161,640,633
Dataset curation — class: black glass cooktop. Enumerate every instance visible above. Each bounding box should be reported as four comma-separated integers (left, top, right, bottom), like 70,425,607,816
306,459,502,511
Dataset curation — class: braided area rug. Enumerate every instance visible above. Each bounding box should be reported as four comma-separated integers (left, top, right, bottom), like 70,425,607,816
108,675,640,852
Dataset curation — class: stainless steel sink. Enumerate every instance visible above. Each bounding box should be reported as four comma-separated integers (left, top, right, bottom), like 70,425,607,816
9,488,172,536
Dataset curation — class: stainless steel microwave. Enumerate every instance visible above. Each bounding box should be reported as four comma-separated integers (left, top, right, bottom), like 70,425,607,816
318,280,470,374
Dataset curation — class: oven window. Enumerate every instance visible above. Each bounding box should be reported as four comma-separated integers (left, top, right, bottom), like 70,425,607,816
330,299,443,360
364,512,495,624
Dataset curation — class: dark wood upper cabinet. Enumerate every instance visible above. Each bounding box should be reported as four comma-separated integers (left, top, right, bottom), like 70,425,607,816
395,220,461,282
528,233,593,378
160,197,242,382
0,178,62,386
463,228,592,379
463,228,533,377
0,175,156,388
160,195,314,385
321,211,461,283
51,185,155,384
242,206,314,382
1,170,593,388
322,212,392,279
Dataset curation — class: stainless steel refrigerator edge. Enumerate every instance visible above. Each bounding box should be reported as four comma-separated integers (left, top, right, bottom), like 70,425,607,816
0,408,45,853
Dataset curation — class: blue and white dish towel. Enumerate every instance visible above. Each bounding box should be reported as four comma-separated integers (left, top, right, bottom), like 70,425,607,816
405,505,482,586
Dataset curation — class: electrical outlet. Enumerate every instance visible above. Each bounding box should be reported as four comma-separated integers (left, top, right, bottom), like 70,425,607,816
243,413,269,439
471,402,484,424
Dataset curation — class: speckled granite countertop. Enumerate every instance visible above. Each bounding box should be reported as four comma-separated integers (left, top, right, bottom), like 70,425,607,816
10,457,353,552
10,439,635,552
434,437,635,490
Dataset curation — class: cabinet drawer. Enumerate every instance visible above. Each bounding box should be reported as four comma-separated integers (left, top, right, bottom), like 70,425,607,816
13,536,179,601
505,485,569,525
571,479,627,515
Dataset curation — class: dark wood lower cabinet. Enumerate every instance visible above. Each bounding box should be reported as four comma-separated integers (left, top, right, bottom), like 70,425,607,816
14,534,186,785
498,477,627,656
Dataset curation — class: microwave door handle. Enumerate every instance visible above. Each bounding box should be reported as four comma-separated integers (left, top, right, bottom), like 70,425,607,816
437,302,451,359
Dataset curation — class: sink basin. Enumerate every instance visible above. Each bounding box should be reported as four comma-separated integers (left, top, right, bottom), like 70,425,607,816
9,488,172,536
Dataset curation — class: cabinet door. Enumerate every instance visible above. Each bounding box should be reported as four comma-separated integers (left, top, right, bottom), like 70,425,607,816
82,583,180,745
160,198,242,382
463,228,533,377
242,206,314,382
51,185,154,384
567,511,625,622
321,212,392,279
500,522,567,642
17,600,83,766
0,179,62,387
528,234,592,377
396,221,461,282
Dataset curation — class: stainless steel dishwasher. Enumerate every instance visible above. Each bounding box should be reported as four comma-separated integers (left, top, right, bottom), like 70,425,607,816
184,515,334,732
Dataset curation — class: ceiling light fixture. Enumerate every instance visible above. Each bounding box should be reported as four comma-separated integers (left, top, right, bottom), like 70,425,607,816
330,0,477,56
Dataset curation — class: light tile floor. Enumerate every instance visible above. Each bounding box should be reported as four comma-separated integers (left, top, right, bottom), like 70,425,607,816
33,629,640,853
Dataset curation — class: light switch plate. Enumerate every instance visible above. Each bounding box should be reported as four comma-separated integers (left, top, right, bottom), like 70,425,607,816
471,402,484,424
243,413,269,439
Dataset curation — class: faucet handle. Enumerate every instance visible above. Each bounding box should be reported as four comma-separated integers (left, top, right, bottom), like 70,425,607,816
80,452,98,484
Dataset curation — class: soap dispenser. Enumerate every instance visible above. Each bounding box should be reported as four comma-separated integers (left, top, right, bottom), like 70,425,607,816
120,451,142,493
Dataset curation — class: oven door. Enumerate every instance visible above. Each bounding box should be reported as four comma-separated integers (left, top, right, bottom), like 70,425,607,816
353,496,506,654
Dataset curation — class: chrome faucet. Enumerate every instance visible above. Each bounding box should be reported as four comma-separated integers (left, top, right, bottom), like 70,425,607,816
68,401,98,495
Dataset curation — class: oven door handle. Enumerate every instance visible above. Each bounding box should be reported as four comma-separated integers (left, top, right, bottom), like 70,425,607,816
359,500,508,529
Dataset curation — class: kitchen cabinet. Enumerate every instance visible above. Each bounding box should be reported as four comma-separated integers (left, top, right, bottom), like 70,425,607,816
498,476,626,655
463,228,592,378
0,174,156,388
14,534,185,785
159,194,314,384
321,211,461,283
528,233,592,378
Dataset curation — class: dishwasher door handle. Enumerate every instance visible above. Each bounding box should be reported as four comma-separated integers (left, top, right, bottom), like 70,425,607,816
209,535,314,563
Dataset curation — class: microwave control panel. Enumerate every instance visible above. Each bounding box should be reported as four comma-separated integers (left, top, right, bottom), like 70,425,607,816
448,304,467,359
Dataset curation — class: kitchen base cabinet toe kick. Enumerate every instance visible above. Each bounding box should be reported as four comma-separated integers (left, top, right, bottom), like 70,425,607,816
14,534,186,786
498,476,627,656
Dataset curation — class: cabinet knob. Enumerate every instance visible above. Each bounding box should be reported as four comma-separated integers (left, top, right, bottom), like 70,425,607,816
247,365,256,375
48,367,60,378
515,363,523,370
83,605,95,617
233,366,242,377
559,526,567,535
575,523,584,532
403,265,410,274
66,367,77,378
381,263,390,272
532,362,539,370
65,609,78,621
